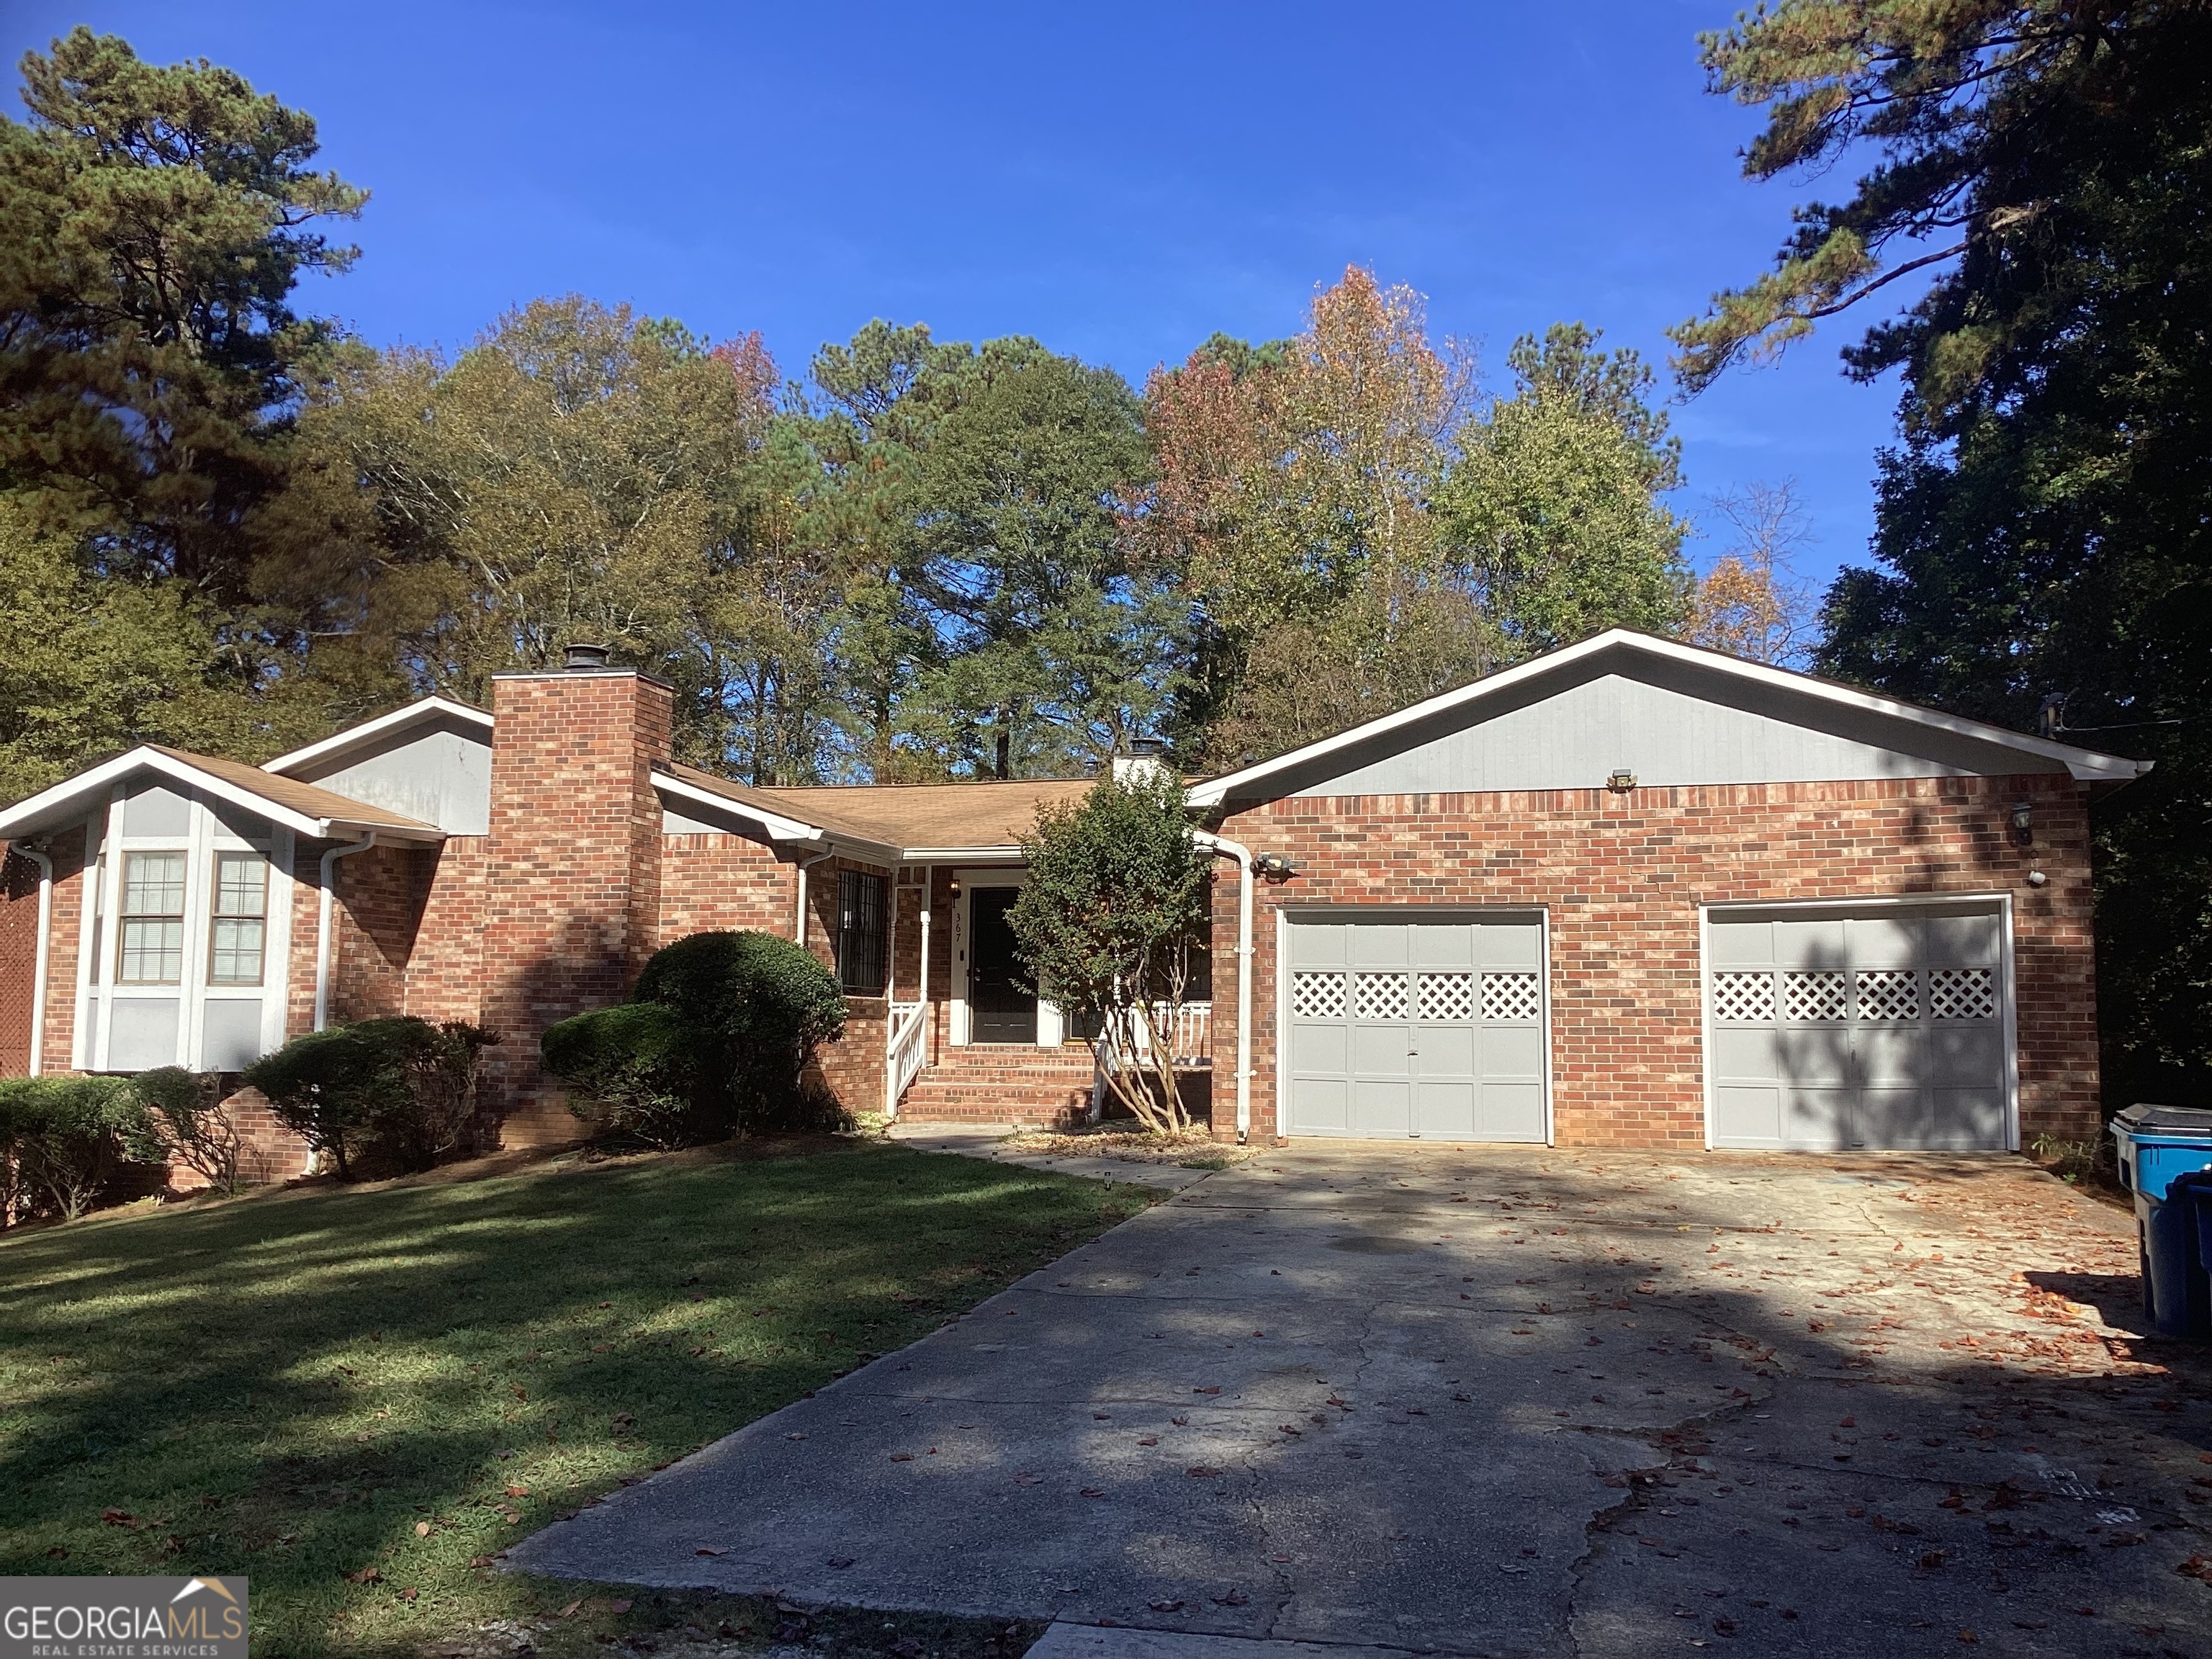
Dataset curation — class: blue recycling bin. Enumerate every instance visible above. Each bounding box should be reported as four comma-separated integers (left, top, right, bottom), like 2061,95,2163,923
2110,1103,2212,1338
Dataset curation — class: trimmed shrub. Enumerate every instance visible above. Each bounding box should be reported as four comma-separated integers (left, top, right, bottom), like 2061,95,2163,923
543,930,847,1147
243,1017,498,1179
631,930,846,1123
541,1002,699,1148
0,1075,145,1220
125,1068,243,1195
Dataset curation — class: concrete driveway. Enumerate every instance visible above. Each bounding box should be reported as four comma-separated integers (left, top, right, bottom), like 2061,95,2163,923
508,1143,2212,1658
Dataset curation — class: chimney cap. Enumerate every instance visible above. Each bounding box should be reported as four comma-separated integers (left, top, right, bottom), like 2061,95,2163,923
562,642,613,670
1127,736,1166,757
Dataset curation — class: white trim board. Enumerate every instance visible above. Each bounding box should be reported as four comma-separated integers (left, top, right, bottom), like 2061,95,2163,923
0,747,441,845
261,695,493,776
1190,629,2149,806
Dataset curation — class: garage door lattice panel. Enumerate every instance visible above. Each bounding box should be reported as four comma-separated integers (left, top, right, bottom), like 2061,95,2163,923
1292,971,1345,1019
1354,973,1408,1021
1929,966,1996,1021
1712,971,1774,1023
1783,970,1847,1022
1856,968,1920,1022
1481,971,1541,1022
1418,972,1475,1022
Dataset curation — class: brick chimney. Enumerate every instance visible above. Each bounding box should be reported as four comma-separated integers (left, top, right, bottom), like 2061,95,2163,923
480,653,673,1141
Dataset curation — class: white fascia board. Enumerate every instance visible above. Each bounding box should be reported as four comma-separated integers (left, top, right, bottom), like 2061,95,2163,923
0,747,439,844
899,845,1026,864
262,696,494,776
1187,629,2149,804
655,773,830,846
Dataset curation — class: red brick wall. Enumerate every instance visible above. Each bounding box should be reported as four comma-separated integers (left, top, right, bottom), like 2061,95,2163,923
331,842,419,1020
480,670,673,1144
1210,773,2098,1148
32,827,89,1072
660,833,793,938
399,839,487,1022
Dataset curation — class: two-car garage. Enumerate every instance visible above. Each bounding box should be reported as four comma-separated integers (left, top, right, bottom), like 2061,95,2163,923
1277,900,2014,1151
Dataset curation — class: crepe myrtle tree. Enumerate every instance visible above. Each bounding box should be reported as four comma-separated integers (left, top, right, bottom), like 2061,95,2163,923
1010,770,1210,1133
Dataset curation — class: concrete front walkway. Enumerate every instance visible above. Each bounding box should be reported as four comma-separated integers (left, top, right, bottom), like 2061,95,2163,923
508,1144,2212,1658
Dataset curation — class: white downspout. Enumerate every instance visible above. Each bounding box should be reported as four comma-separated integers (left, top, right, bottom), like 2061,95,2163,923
10,840,53,1076
315,835,377,1031
1194,830,1255,1144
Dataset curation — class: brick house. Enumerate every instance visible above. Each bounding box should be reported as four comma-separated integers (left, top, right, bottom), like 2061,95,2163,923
0,631,2148,1174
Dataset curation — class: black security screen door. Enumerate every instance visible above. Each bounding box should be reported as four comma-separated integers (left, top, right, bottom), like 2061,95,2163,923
968,887,1038,1043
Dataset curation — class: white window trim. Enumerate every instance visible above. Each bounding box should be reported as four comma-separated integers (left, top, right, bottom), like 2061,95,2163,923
73,790,294,1073
1696,892,2020,1154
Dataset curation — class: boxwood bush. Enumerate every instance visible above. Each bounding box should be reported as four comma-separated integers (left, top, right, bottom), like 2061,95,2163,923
0,1075,145,1221
242,1017,497,1180
542,929,848,1145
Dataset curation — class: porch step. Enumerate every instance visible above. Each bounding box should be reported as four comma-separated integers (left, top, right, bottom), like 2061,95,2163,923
895,1043,1097,1129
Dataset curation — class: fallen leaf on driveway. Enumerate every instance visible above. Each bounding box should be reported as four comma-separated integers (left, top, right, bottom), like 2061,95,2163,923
1213,1590,1249,1606
695,1547,727,1557
1080,1487,1106,1497
889,1453,914,1462
1188,1466,1226,1478
1194,1386,1221,1395
1138,1437,1158,1446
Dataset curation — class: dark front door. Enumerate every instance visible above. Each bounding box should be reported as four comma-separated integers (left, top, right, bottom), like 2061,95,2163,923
968,886,1037,1043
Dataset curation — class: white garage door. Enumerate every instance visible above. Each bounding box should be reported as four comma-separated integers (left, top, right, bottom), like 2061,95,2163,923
1285,912,1548,1141
1707,902,2010,1151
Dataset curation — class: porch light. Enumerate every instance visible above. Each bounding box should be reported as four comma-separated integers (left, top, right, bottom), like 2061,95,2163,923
1251,853,1298,883
2010,800,2034,847
1606,769,1637,793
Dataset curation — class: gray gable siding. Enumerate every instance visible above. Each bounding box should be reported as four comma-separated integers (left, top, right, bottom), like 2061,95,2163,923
1228,654,2067,804
662,799,776,840
292,717,492,835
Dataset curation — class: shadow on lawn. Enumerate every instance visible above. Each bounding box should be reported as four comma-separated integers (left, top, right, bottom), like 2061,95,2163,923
0,1138,1153,1658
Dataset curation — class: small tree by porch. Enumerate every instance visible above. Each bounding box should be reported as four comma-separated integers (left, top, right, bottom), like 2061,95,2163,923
1010,771,1210,1134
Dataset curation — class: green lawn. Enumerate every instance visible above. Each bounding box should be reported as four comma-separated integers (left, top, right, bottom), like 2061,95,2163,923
0,1137,1158,1657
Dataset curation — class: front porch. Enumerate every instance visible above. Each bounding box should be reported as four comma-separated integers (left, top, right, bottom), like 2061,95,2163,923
875,864,1213,1128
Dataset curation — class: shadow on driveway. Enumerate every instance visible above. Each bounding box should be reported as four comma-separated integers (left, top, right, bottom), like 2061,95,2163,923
508,1145,2212,1659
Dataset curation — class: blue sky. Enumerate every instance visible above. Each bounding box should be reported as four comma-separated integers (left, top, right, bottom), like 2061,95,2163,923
7,1,1911,595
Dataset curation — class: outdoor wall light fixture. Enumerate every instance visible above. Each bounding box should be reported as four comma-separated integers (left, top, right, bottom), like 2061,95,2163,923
1250,853,1300,883
2010,800,2035,847
1606,769,1637,793
2027,871,2049,888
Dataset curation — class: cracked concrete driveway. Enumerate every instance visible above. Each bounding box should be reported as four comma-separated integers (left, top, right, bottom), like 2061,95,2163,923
507,1144,2212,1658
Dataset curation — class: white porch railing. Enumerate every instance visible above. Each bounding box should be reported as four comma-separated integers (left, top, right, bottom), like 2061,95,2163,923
886,999,927,1114
1093,1001,1213,1070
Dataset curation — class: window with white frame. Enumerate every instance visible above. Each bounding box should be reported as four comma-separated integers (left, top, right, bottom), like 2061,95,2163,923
117,851,188,984
208,851,268,984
